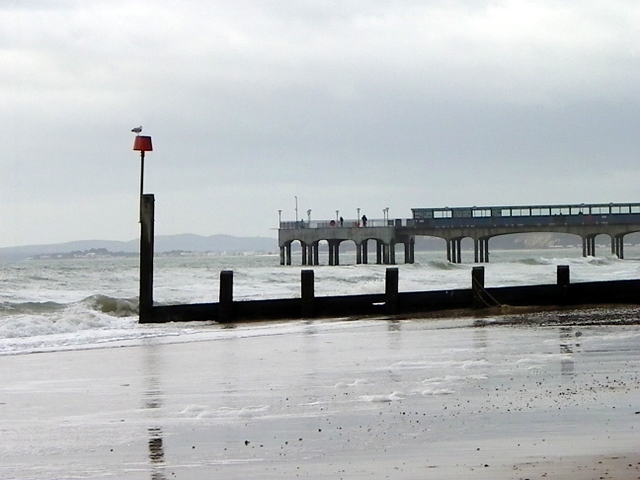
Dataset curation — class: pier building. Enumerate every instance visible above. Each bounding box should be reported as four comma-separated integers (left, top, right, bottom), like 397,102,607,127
278,202,640,265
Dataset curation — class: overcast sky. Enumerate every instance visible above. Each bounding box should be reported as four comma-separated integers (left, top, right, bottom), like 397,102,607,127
1,0,638,247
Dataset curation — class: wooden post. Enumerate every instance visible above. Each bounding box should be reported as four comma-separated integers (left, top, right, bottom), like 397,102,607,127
301,269,315,318
557,265,570,304
385,267,399,315
471,266,485,309
139,194,154,323
219,270,234,323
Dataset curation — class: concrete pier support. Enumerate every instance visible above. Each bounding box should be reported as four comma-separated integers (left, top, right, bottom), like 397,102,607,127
382,243,392,264
611,235,624,259
474,237,490,263
376,241,383,264
362,240,369,264
404,239,415,264
410,237,415,263
328,240,341,266
582,235,596,257
303,242,317,266
447,238,463,263
280,242,293,265
139,194,155,323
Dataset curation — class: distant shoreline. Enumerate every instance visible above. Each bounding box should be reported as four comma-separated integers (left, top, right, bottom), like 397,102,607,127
27,248,279,261
1,231,638,263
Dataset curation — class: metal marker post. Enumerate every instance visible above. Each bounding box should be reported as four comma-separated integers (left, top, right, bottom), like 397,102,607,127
133,134,154,322
133,135,153,219
140,150,145,201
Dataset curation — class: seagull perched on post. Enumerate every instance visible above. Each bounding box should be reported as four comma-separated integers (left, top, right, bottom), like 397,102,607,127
131,126,143,134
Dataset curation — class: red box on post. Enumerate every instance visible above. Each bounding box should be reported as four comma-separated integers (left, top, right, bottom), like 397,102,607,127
133,136,153,152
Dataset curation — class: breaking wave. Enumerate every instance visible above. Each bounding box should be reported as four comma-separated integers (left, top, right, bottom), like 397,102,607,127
0,295,138,318
83,294,138,317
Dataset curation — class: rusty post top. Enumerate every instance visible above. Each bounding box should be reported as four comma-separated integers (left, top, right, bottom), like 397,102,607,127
133,135,153,152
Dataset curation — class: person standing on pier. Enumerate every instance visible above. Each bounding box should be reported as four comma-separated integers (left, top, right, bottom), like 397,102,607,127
340,216,344,227
362,215,368,227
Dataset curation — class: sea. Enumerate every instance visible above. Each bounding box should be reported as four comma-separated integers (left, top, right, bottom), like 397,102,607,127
0,247,639,357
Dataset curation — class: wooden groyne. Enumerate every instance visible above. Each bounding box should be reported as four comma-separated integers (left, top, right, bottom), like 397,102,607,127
145,265,639,323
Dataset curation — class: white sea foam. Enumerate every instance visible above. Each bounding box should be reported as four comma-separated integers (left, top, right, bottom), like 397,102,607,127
360,391,405,402
422,374,488,384
422,388,455,395
334,379,371,388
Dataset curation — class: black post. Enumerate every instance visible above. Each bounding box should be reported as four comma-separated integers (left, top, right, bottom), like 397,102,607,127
471,266,485,309
139,194,155,323
219,270,234,323
385,267,399,315
557,265,570,304
301,269,315,318
139,151,145,199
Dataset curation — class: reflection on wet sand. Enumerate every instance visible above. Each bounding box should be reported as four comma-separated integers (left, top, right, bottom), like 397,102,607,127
148,427,165,479
144,342,166,480
559,327,578,377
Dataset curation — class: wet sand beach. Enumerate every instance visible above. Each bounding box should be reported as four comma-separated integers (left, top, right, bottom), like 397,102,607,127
0,312,638,479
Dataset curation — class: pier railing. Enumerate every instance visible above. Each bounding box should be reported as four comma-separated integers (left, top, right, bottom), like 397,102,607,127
279,218,409,229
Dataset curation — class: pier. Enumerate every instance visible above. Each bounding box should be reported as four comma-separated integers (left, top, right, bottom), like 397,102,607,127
278,202,640,265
